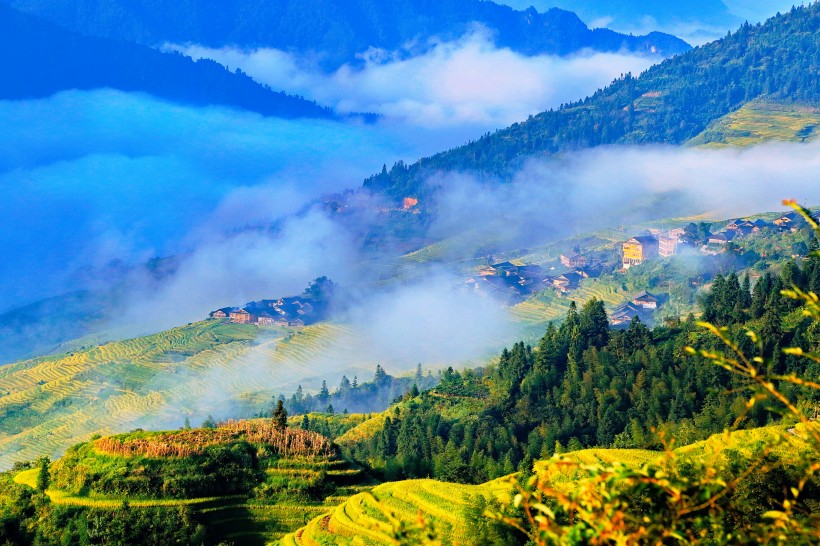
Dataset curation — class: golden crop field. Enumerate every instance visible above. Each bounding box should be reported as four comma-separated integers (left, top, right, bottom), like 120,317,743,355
281,476,513,545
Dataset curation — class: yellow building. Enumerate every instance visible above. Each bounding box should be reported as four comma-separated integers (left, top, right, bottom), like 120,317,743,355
622,236,658,268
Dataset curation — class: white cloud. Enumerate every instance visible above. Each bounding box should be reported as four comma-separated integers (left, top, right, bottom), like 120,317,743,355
428,141,820,247
169,29,657,129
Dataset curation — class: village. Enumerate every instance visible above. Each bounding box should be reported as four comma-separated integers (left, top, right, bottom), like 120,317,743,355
208,277,335,328
465,211,803,326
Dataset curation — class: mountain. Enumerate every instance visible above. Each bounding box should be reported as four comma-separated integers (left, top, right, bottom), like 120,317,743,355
0,0,690,70
0,3,333,118
540,0,738,29
364,4,820,199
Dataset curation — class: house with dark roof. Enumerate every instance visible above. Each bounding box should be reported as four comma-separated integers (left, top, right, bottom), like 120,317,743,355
632,291,659,309
708,231,736,244
255,312,275,327
560,253,588,268
489,261,519,276
210,308,230,319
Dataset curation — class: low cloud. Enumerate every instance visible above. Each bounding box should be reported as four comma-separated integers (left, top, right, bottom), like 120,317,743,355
169,28,657,129
0,89,447,311
428,141,820,248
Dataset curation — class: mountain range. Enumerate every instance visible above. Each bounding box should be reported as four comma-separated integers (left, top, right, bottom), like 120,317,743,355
0,3,334,118
1,0,690,71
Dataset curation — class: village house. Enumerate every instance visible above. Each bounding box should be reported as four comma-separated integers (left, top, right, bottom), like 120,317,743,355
560,253,588,268
622,236,659,268
255,312,275,327
488,261,519,276
549,271,584,293
752,219,770,232
229,309,253,324
728,224,754,237
773,212,803,231
708,231,736,245
657,233,680,257
210,309,228,319
610,303,651,327
632,291,659,309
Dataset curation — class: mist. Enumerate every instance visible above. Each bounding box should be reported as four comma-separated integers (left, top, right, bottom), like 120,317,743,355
427,141,820,248
0,89,452,312
168,28,657,129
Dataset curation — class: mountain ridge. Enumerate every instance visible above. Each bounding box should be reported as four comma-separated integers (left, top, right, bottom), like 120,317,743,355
0,3,335,118
0,0,690,70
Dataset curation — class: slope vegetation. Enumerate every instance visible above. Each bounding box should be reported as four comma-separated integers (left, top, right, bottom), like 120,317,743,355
0,320,362,468
285,426,813,545
365,4,820,198
10,421,374,544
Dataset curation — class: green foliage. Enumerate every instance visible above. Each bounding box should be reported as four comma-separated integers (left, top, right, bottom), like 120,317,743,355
273,400,288,431
490,201,820,544
35,457,49,494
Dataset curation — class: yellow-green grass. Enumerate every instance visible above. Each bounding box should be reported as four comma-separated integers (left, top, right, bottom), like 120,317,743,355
0,321,368,469
689,100,820,148
335,412,390,448
280,477,513,546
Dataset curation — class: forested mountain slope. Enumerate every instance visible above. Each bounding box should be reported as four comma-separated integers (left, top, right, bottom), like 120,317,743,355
364,4,820,199
0,4,333,118
0,0,689,70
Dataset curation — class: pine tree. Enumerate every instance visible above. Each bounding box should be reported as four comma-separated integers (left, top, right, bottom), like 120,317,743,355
36,456,50,493
272,400,288,430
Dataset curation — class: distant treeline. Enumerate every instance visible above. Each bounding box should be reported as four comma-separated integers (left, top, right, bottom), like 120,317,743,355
272,364,438,416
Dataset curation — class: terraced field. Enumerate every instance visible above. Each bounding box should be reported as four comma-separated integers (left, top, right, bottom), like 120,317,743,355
280,476,513,546
401,230,503,265
0,321,370,469
689,100,820,148
511,278,626,327
13,428,378,545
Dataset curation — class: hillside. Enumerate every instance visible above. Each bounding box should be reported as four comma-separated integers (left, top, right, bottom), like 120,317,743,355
0,320,371,469
0,3,333,118
6,420,374,544
364,4,820,199
0,0,689,70
284,425,816,545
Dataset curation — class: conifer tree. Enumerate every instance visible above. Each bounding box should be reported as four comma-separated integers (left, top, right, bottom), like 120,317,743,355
272,399,288,431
